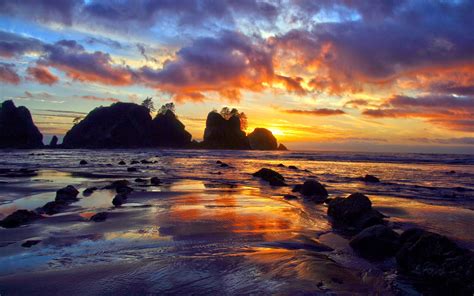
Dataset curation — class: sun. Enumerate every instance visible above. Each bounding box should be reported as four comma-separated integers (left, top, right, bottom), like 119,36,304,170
269,128,284,136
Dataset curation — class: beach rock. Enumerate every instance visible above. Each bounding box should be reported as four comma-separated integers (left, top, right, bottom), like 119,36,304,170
112,194,127,206
151,109,192,147
118,160,126,165
49,135,58,147
327,193,384,232
283,194,298,200
131,160,140,165
150,177,161,185
21,240,41,248
83,187,97,196
63,102,156,148
396,228,474,294
220,162,229,167
55,185,79,203
349,225,400,260
202,111,250,149
288,165,298,170
216,160,223,164
105,180,129,190
0,100,43,148
253,168,286,186
277,143,288,151
0,210,41,228
300,180,328,201
38,201,67,215
363,174,380,183
79,160,88,165
292,184,302,192
135,178,147,183
90,212,108,222
116,185,133,195
277,163,285,167
248,128,278,150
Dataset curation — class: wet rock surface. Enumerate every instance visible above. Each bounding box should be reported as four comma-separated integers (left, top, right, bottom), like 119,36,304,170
349,225,400,260
0,210,41,228
253,168,286,186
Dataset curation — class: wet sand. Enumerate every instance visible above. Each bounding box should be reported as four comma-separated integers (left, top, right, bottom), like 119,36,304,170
0,150,473,295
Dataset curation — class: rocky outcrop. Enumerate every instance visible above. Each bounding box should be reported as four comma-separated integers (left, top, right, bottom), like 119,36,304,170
277,143,288,151
253,168,286,186
0,209,41,228
151,110,192,147
63,103,154,148
396,228,474,294
202,112,250,149
248,128,277,150
327,193,384,232
295,179,328,202
63,102,193,148
0,100,43,148
48,135,58,147
349,225,400,260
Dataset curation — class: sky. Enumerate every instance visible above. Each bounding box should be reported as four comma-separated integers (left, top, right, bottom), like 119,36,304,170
0,0,474,153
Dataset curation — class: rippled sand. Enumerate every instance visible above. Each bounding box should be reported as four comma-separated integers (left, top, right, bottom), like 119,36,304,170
0,150,473,295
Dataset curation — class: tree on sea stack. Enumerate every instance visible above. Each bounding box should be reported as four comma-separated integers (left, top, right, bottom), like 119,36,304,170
158,102,176,115
141,97,155,113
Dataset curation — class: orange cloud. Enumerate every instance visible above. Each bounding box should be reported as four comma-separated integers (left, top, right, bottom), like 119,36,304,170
27,66,58,85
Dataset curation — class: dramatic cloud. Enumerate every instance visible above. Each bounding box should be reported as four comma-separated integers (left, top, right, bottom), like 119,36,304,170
138,30,279,101
363,95,474,132
39,40,134,85
284,108,345,116
27,66,59,85
0,63,20,84
0,30,44,58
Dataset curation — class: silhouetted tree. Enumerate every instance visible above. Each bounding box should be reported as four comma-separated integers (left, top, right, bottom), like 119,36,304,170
73,116,83,125
141,97,155,112
218,107,247,131
158,102,176,115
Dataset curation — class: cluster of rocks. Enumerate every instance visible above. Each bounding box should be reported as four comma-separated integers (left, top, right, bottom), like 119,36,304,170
0,100,289,150
326,192,473,294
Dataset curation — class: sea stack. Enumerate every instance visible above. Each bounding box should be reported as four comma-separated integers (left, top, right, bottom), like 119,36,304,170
0,100,43,148
202,111,250,149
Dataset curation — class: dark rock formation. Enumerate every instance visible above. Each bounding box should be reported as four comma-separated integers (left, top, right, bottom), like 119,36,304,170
253,168,286,186
327,193,384,232
21,240,41,248
283,194,298,200
363,174,380,183
37,201,67,215
79,160,88,165
202,111,250,149
0,100,43,148
49,135,58,147
151,110,192,147
118,160,126,165
277,143,288,151
396,228,474,294
349,225,400,260
55,185,79,203
288,165,298,170
150,177,161,186
83,187,97,196
63,102,154,148
90,212,108,222
0,210,41,228
248,128,277,150
112,193,127,206
297,180,328,202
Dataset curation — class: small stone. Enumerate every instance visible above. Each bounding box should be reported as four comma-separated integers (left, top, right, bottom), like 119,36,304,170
135,178,147,183
79,160,88,165
21,240,41,248
83,187,97,196
90,212,108,222
363,174,380,183
150,177,161,185
283,194,298,200
55,185,79,203
112,194,127,206
127,167,138,172
118,160,126,165
288,165,298,170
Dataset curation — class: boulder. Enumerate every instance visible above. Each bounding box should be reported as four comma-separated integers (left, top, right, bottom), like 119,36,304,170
248,128,277,150
118,160,126,165
79,160,88,165
277,143,288,151
283,194,298,200
49,135,58,147
299,180,328,202
0,210,41,228
112,193,127,206
90,212,108,222
349,225,400,260
202,111,250,149
21,240,41,248
37,201,67,215
55,185,79,203
83,187,97,196
62,102,155,148
396,228,474,294
253,168,286,186
363,174,380,183
151,110,192,147
0,100,43,148
150,177,161,186
327,193,384,232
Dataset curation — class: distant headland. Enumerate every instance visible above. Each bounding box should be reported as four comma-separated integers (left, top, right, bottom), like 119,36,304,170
0,100,287,150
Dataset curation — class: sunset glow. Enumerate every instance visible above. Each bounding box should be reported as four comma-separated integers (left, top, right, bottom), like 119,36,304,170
1,1,473,153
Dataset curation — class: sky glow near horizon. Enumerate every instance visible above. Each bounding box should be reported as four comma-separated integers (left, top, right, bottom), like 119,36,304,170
1,0,474,153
